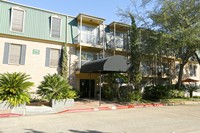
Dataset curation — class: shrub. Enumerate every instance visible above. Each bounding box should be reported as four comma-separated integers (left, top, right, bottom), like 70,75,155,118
128,91,142,102
0,72,34,107
143,84,184,101
143,85,168,100
66,89,78,99
168,90,184,98
37,74,77,101
102,86,117,101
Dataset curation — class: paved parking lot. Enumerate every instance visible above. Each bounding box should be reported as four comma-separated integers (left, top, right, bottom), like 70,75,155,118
0,104,200,133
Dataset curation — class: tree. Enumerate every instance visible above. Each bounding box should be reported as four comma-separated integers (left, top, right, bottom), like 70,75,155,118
61,44,68,79
128,14,142,91
118,1,166,89
149,0,200,88
0,72,34,107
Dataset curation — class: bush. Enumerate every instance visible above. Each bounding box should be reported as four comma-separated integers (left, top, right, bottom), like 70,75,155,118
37,74,77,101
0,72,34,107
168,89,184,98
102,86,117,101
143,84,184,101
128,91,142,102
143,85,167,100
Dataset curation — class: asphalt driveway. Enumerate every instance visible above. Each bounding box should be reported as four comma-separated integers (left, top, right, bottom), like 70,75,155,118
0,104,200,133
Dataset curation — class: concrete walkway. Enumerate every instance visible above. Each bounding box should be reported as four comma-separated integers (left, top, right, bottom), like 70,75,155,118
0,99,124,117
2,99,200,117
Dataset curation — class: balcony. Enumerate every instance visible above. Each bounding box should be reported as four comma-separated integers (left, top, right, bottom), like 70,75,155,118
74,32,102,47
106,33,129,50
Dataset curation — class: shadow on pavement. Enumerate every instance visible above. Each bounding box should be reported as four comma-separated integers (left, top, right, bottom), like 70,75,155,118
25,129,46,133
69,129,111,133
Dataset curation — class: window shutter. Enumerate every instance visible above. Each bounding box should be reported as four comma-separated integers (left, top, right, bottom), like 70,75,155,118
45,48,50,67
59,49,63,67
3,43,10,64
20,45,26,65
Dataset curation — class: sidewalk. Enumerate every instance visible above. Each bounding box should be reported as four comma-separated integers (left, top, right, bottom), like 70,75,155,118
0,99,119,117
0,99,165,118
2,98,200,118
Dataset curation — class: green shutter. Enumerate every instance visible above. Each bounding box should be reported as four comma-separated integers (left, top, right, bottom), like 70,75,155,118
3,43,10,64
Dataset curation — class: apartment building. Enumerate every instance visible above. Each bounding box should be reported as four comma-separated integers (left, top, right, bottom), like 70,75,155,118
0,1,199,98
0,1,66,92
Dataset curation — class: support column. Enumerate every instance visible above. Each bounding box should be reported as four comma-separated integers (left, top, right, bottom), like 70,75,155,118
99,75,102,107
79,15,83,68
114,23,116,56
79,46,82,68
102,24,105,58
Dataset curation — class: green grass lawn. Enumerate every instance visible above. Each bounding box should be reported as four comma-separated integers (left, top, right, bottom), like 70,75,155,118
160,97,200,103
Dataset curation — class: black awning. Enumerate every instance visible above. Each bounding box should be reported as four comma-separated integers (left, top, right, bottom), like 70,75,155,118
80,55,129,73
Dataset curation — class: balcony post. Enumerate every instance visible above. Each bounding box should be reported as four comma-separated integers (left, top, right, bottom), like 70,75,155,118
79,46,82,68
79,15,83,68
114,23,116,55
80,15,82,43
102,24,105,58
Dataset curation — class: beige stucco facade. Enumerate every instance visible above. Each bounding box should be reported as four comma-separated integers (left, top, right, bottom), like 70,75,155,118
0,36,63,92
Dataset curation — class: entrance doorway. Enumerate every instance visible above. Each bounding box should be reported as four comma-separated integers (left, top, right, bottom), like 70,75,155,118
80,79,95,98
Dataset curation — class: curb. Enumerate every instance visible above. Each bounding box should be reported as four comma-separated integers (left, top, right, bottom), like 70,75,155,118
0,113,23,118
3,102,197,117
57,103,165,114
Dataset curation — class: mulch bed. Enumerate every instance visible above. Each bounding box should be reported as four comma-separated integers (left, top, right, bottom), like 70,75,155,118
27,101,50,106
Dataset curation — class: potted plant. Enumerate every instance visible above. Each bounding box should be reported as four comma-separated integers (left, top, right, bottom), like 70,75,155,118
37,74,77,108
0,72,34,109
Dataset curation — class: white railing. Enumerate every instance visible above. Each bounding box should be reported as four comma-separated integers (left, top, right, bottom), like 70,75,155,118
74,32,101,46
106,33,128,50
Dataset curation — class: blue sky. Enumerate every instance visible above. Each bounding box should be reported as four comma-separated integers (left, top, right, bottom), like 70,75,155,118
10,0,134,24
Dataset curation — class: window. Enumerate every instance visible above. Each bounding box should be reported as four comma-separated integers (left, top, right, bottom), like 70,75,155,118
45,48,61,67
50,49,60,67
3,43,26,65
51,16,62,38
189,64,197,76
11,7,25,32
9,44,21,64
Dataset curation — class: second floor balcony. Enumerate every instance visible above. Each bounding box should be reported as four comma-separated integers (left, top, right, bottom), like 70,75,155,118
74,32,102,47
106,32,130,50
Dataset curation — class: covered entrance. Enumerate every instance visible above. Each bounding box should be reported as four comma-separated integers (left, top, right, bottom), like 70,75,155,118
80,55,129,73
80,55,130,105
80,79,95,98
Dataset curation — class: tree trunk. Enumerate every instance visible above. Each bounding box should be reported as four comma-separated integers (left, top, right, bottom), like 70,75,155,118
176,63,184,89
189,90,193,98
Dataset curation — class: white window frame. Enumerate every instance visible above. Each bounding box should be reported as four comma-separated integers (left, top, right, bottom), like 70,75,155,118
50,16,62,38
8,44,22,65
10,7,25,33
49,48,60,67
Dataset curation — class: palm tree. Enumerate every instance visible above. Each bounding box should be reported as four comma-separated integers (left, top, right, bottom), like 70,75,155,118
0,72,34,108
37,74,76,101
